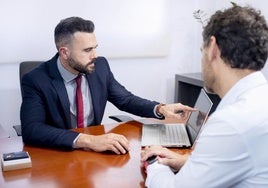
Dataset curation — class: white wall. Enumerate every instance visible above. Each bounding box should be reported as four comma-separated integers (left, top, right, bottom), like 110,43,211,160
0,0,172,62
0,0,267,136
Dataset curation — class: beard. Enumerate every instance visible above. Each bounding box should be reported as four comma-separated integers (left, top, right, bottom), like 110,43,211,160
202,55,216,94
68,57,96,74
202,70,216,94
203,82,215,94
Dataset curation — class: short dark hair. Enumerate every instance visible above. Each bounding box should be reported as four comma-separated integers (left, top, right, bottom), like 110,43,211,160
54,17,95,50
203,5,268,70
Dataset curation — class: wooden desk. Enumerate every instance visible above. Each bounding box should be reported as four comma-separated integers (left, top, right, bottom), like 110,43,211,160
0,120,190,188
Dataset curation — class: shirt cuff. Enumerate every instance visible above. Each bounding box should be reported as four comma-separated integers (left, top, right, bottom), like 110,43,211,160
154,104,164,118
72,133,81,148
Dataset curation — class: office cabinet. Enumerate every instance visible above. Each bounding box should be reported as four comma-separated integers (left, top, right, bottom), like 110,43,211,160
175,72,221,114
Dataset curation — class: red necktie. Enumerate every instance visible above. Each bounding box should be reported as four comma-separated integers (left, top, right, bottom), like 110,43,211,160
76,74,84,128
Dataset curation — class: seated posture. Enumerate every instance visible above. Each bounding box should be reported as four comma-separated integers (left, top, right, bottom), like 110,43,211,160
141,5,268,187
20,17,193,154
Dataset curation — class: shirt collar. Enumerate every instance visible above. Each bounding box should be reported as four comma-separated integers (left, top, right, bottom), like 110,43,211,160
57,57,77,83
217,71,267,110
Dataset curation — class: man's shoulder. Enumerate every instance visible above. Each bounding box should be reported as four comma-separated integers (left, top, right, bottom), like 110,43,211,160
94,56,110,71
22,55,58,82
24,61,49,78
95,56,108,65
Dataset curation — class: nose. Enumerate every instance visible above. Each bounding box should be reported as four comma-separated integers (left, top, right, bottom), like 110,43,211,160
91,48,98,59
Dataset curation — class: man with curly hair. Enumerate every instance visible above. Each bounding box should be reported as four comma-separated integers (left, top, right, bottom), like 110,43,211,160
141,5,268,187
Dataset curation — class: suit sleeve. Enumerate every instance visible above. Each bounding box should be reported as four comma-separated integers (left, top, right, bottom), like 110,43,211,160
98,57,160,118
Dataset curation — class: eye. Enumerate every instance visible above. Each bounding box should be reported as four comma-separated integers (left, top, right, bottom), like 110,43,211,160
85,48,93,52
85,45,98,52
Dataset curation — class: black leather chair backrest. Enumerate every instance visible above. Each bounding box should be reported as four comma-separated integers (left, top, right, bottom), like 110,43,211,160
14,61,43,136
19,61,43,97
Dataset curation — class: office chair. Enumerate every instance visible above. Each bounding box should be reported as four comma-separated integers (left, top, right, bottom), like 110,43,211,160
19,61,43,97
13,61,42,136
13,61,134,136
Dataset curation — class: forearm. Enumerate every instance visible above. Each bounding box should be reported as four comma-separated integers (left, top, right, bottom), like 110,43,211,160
170,153,190,172
22,121,78,150
73,133,94,148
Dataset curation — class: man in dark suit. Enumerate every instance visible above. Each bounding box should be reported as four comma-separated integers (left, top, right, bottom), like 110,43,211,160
20,17,193,154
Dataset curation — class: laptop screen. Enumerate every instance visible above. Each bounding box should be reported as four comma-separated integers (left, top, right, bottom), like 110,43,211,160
186,89,213,145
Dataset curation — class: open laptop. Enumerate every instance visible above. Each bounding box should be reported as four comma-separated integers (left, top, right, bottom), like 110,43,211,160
141,88,213,148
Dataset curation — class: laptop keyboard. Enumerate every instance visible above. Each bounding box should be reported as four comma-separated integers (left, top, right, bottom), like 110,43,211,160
141,123,190,146
161,124,188,145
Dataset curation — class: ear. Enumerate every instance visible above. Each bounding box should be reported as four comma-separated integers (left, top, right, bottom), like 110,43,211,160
207,36,219,62
58,47,69,60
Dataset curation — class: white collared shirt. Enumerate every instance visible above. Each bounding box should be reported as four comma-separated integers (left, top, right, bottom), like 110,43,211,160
57,58,94,128
146,71,268,187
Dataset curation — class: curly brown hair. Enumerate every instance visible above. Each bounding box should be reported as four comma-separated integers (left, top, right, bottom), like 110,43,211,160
202,5,268,70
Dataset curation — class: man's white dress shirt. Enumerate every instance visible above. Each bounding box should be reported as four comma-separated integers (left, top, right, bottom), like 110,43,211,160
146,71,268,188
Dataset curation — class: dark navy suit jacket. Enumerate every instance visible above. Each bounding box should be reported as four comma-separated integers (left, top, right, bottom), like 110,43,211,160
20,54,159,150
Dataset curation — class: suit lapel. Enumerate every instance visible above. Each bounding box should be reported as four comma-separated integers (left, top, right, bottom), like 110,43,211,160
48,54,72,129
86,73,100,125
52,80,72,128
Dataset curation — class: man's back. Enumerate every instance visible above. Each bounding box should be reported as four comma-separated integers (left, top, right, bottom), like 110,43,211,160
142,5,268,188
224,74,268,186
195,72,268,187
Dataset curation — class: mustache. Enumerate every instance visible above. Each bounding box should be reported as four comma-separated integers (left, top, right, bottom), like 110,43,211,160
87,58,96,66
